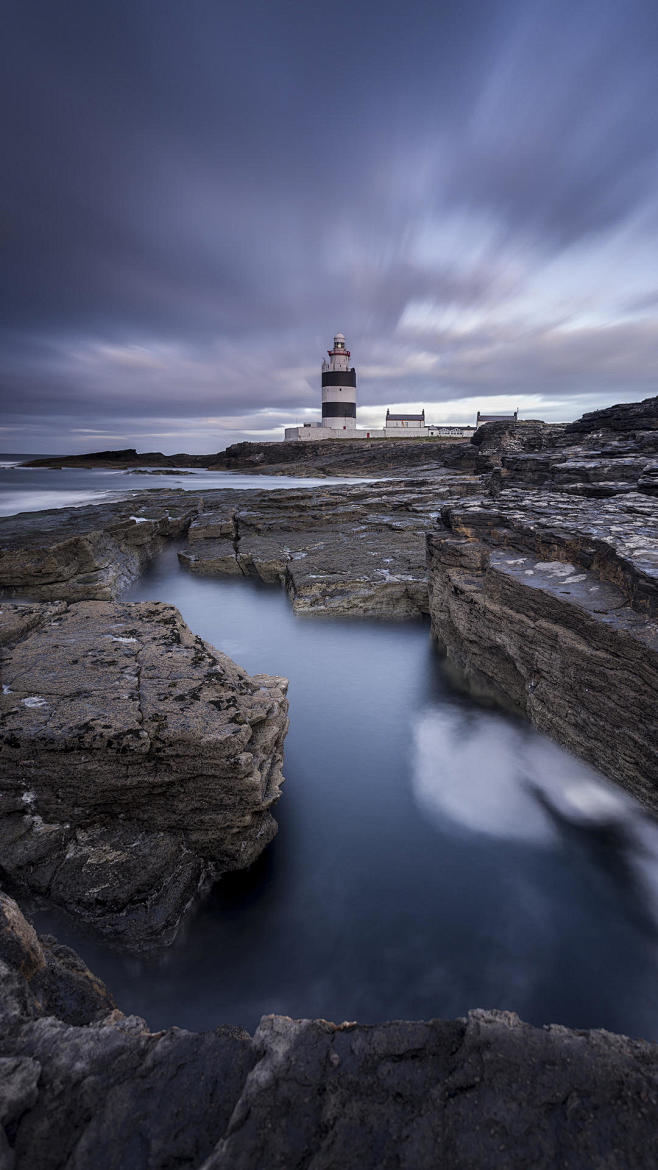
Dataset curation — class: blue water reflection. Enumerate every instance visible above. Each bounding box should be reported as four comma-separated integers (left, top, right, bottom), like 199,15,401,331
31,544,658,1039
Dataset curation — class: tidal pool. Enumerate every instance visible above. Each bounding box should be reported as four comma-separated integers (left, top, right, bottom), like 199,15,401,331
32,544,658,1039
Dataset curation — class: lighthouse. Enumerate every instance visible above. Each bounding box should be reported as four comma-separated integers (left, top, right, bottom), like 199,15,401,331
321,332,357,429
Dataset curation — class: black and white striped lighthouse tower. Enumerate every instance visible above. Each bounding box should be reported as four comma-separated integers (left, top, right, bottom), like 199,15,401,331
321,332,357,429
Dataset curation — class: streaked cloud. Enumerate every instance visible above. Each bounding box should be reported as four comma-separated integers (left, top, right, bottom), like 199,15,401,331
1,0,657,452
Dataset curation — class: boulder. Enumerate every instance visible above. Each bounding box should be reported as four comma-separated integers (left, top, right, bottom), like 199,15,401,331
0,601,288,947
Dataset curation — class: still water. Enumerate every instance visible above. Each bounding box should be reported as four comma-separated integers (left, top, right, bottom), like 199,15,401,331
33,544,658,1039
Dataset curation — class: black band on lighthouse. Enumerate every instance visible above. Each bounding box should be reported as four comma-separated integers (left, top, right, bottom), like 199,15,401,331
322,402,357,419
321,370,357,388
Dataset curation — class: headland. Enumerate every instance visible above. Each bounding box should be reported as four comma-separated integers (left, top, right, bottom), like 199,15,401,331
1,394,657,1167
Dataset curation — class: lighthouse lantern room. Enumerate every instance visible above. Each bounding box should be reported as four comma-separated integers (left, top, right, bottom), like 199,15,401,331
321,332,357,429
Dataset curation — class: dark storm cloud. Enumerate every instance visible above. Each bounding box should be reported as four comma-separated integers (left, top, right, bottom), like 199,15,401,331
1,0,658,450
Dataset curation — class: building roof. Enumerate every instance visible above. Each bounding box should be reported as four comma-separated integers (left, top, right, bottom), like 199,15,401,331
386,411,425,421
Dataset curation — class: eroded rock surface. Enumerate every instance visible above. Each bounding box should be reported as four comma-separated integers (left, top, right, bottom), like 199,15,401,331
0,494,204,601
0,601,288,947
179,476,480,618
490,396,658,498
1,894,657,1170
427,487,658,805
25,437,471,478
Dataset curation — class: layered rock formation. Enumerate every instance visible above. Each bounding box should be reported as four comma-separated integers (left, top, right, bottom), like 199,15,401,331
0,495,203,601
178,476,479,618
490,397,658,497
2,398,657,1168
427,397,658,806
24,437,469,478
0,601,288,947
2,892,657,1170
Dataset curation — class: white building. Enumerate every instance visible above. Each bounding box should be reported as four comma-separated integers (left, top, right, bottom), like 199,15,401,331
284,332,477,442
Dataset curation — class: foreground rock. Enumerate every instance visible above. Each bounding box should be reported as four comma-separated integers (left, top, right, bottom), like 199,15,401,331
0,480,472,617
0,494,204,601
1,893,656,1170
427,487,658,806
0,601,288,947
179,476,479,618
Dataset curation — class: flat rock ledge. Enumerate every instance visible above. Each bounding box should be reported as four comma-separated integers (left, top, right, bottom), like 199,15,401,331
0,494,204,601
427,488,658,806
178,477,480,619
1,892,657,1170
0,601,288,948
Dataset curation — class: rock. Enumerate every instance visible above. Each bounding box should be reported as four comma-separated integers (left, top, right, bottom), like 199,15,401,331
177,478,480,618
211,437,468,478
0,495,204,601
0,891,116,1025
0,601,288,947
23,449,216,470
492,396,658,497
471,418,566,456
427,489,658,806
1,898,657,1170
563,394,658,438
24,437,469,479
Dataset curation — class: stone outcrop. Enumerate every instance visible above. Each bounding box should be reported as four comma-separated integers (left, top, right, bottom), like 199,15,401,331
24,437,471,478
1,893,657,1170
428,484,650,804
0,601,288,947
178,476,480,619
563,394,658,438
0,481,474,617
0,495,204,601
489,395,658,498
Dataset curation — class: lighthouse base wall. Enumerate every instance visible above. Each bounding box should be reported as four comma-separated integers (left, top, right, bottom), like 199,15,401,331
284,424,476,442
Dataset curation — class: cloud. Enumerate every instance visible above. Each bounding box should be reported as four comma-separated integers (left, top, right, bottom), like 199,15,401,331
1,0,658,451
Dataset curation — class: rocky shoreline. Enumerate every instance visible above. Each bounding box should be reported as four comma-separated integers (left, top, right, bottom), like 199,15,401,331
2,890,657,1170
23,435,468,478
0,601,288,948
1,395,657,1166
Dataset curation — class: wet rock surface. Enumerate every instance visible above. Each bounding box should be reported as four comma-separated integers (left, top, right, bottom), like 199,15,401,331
0,601,288,947
2,397,658,1166
427,397,658,806
1,894,657,1170
24,437,470,478
0,494,204,601
178,476,480,618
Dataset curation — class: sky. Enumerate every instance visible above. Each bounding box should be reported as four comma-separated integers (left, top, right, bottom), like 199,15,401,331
2,0,658,453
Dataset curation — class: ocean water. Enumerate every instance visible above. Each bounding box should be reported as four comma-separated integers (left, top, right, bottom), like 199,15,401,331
30,543,658,1040
0,455,367,517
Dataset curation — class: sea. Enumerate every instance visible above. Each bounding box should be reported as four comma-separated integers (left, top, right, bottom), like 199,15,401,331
3,456,658,1039
0,454,362,517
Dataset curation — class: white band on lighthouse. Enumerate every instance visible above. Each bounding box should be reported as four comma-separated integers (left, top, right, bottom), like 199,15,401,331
321,332,357,429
